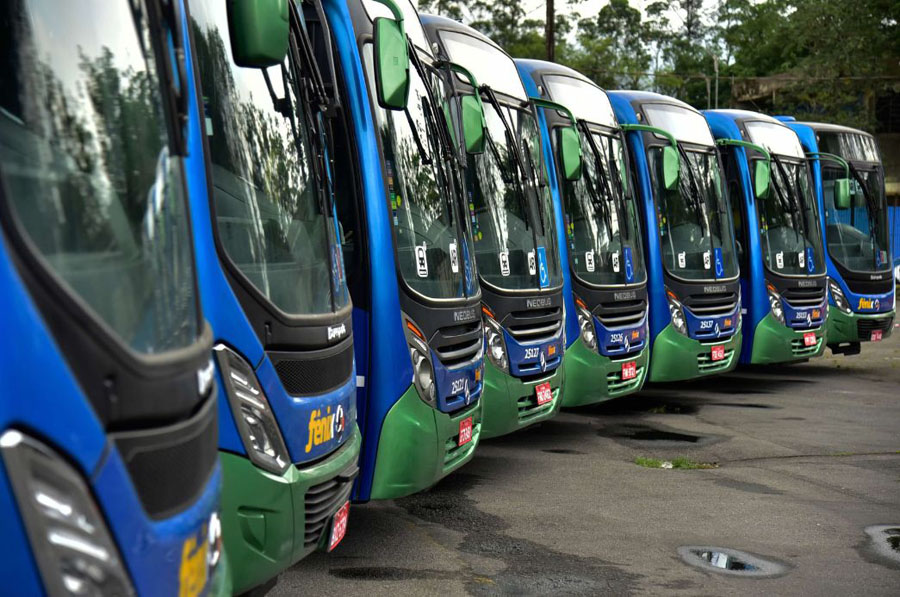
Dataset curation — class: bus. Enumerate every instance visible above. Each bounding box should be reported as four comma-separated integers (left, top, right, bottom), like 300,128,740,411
421,16,566,438
316,0,484,500
516,60,650,406
608,92,742,381
779,118,895,352
0,0,228,594
185,0,361,592
705,111,828,364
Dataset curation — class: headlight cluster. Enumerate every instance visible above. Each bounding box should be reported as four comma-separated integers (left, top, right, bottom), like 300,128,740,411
575,299,597,352
483,312,509,373
828,277,851,314
214,344,290,475
406,322,437,406
0,430,136,596
767,284,785,324
666,290,687,335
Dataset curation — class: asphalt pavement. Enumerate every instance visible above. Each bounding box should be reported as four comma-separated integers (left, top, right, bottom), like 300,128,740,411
275,328,900,596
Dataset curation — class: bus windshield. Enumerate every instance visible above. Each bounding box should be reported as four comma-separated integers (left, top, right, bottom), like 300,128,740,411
441,31,562,291
363,44,475,300
192,0,349,316
0,0,200,354
818,131,890,273
564,127,646,286
822,164,891,273
649,147,738,281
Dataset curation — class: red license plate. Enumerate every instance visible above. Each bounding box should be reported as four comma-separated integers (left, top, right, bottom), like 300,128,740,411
535,381,553,405
803,332,817,347
621,361,637,381
328,501,350,551
458,417,473,446
871,329,883,342
711,345,725,361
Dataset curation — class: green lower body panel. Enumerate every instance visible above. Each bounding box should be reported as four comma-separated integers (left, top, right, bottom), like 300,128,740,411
749,313,826,364
648,324,742,383
208,547,232,596
561,338,649,407
480,359,563,439
221,426,362,595
369,384,482,500
826,306,895,346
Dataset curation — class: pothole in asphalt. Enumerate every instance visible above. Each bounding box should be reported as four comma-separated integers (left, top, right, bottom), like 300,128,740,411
864,525,900,566
596,423,725,447
541,448,585,455
677,546,788,577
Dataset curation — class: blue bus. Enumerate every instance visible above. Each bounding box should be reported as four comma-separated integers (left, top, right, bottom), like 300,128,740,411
780,119,895,352
705,111,828,364
609,92,742,381
320,0,484,500
421,16,565,438
185,0,361,591
0,0,228,594
516,60,650,406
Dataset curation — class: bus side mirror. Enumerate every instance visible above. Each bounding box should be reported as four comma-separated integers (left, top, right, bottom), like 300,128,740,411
834,178,851,209
663,145,679,191
559,127,583,181
374,17,410,110
754,160,771,200
227,0,290,68
460,95,485,154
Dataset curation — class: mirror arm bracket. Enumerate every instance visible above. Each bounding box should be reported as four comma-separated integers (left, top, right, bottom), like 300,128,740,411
620,123,677,148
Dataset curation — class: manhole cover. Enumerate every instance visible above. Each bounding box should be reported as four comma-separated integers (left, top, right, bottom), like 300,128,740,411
677,546,788,577
864,525,900,565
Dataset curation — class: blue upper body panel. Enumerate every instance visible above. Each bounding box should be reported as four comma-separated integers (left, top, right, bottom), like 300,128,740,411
607,92,671,346
780,118,896,315
323,0,414,501
0,4,221,593
182,2,356,465
514,60,579,350
703,110,773,360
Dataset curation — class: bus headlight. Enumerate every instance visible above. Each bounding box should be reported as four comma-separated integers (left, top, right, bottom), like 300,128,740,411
828,278,851,314
0,431,135,597
667,291,688,336
483,315,509,373
767,286,785,324
409,342,437,405
214,345,290,475
576,302,598,352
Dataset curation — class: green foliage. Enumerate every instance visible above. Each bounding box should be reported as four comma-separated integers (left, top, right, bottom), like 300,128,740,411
634,456,718,469
418,0,899,132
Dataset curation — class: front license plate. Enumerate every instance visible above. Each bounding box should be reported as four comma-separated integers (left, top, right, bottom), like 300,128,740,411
621,361,637,381
328,501,350,551
803,332,817,347
535,381,553,405
711,345,725,361
458,417,473,446
871,329,883,342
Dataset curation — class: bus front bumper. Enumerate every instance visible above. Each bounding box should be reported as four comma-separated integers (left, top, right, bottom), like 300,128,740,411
749,313,826,364
562,338,648,407
648,324,742,382
220,426,361,595
479,359,563,439
826,306,895,347
369,385,482,500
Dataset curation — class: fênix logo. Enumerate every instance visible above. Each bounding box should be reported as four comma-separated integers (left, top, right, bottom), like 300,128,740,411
858,297,880,311
305,405,346,453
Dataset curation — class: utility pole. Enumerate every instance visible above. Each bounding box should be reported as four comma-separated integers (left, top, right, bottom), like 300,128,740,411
546,0,555,62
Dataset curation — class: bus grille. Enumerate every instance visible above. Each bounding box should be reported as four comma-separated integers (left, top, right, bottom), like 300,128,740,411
595,297,646,328
857,317,893,338
303,463,358,549
696,347,735,373
606,365,645,395
782,285,826,308
506,307,562,344
432,320,482,368
515,382,558,423
791,336,823,357
684,290,738,317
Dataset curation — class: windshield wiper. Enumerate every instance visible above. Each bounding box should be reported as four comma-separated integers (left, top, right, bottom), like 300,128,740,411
479,86,530,231
675,144,707,231
847,162,882,268
580,123,629,241
771,154,808,241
